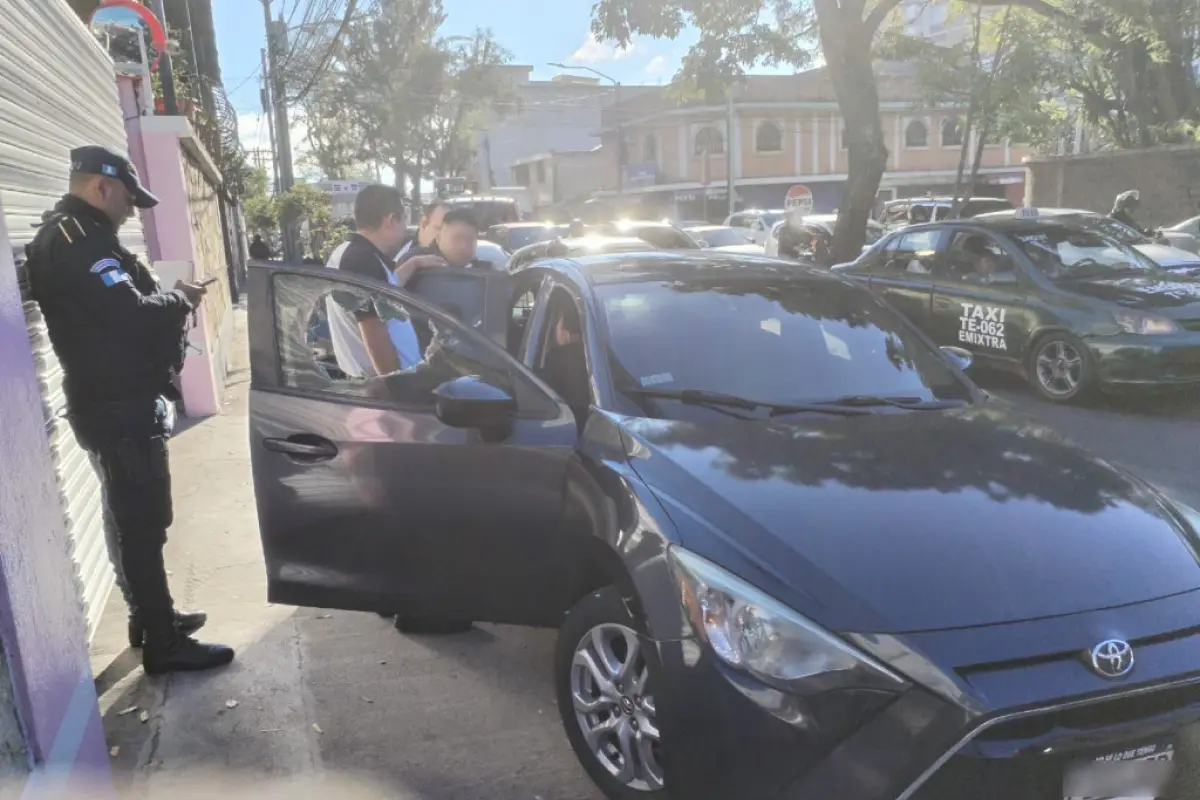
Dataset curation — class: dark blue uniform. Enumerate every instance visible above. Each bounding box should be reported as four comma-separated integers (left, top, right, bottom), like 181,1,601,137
26,194,191,654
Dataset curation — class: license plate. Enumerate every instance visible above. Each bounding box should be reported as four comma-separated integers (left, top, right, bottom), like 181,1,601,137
1063,743,1175,799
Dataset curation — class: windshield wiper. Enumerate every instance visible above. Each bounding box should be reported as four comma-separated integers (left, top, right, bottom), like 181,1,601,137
796,394,966,411
624,387,871,417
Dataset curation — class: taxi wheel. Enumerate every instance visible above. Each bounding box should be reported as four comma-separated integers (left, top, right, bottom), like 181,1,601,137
1028,333,1096,403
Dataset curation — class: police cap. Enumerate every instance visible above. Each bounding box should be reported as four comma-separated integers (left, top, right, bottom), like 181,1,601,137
70,145,159,209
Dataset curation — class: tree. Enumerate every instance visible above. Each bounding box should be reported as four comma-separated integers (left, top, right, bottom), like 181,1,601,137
976,0,1199,147
415,29,518,195
242,169,279,238
592,0,910,263
278,183,348,260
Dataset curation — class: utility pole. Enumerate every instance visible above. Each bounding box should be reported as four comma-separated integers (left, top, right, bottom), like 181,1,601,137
149,0,178,114
726,87,736,218
615,82,624,197
262,0,299,261
260,49,281,194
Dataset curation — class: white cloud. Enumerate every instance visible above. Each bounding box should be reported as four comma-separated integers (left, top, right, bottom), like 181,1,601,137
569,33,634,63
643,54,671,78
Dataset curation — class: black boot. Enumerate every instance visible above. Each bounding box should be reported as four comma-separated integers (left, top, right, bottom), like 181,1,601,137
143,635,235,675
128,610,207,649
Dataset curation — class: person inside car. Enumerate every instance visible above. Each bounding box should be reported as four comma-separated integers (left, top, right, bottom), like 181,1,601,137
396,200,449,263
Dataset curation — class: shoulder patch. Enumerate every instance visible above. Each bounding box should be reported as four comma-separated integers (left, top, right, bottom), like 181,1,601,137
90,258,122,274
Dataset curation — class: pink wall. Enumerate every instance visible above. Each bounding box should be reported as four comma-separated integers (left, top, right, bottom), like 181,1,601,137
121,84,224,417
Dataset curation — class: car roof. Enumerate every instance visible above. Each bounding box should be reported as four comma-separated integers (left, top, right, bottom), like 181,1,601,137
490,221,562,229
553,250,835,287
684,224,731,232
445,195,518,204
973,207,1095,220
603,220,680,228
900,217,1092,236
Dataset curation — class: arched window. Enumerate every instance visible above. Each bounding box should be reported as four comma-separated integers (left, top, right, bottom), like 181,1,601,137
755,121,782,153
941,118,964,147
905,119,929,148
694,126,725,156
643,134,658,163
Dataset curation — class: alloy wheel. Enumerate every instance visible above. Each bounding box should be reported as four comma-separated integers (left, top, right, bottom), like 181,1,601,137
1035,339,1083,398
570,623,664,792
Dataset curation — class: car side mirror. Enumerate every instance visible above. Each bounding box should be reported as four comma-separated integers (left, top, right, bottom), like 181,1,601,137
433,376,517,439
940,346,973,371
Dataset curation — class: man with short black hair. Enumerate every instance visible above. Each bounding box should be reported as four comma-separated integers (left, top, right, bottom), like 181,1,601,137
397,207,489,272
325,184,428,377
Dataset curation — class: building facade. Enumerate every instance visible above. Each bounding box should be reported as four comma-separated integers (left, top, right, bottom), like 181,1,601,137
470,67,655,197
312,179,371,219
598,67,1030,221
510,147,603,217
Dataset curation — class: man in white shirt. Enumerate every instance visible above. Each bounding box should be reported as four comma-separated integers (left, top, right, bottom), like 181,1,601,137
324,185,419,377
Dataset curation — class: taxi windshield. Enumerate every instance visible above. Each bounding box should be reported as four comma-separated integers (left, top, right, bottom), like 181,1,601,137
1012,228,1160,280
597,277,971,418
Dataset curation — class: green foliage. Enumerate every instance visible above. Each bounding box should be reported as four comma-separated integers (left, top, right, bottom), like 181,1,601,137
242,169,279,238
277,183,347,261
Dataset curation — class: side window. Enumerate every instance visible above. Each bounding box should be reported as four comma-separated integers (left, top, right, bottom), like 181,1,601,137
507,272,545,357
881,230,944,274
908,204,933,224
274,272,546,414
883,203,909,226
940,232,1018,285
535,286,591,424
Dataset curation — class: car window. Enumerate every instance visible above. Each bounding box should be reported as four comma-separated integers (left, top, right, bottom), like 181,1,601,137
940,232,1019,285
1077,216,1148,246
633,226,699,250
535,286,592,424
882,203,909,225
508,226,562,250
908,205,934,224
598,278,971,419
273,272,555,416
760,213,783,229
692,228,748,248
506,272,544,357
881,229,943,274
1012,228,1161,280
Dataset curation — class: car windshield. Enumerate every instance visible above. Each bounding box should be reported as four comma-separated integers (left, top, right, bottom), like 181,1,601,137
508,226,562,249
621,225,700,249
1013,228,1161,279
759,213,783,228
598,277,971,418
691,228,747,247
1074,215,1148,246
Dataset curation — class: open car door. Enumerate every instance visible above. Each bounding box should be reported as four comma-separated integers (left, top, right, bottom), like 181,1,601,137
246,263,580,626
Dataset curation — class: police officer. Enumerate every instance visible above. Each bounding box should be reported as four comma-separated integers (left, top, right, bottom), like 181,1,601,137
25,146,234,674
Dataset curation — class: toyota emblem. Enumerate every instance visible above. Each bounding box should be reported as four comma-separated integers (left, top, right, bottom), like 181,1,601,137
1089,639,1135,679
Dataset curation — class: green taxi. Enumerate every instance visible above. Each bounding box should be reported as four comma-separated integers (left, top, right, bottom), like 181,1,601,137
832,210,1200,402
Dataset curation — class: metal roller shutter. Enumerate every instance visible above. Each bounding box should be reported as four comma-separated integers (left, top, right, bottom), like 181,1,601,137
1,0,150,639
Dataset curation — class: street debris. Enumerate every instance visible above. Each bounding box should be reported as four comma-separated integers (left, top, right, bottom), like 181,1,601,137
225,699,239,709
116,705,139,717
138,710,150,724
312,723,324,734
109,746,120,758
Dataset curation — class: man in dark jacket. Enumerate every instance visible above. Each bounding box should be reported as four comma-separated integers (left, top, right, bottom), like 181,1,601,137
25,145,234,674
249,234,272,260
1111,190,1153,237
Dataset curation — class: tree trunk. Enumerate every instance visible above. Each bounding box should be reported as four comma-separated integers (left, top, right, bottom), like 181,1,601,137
815,0,889,264
410,152,424,210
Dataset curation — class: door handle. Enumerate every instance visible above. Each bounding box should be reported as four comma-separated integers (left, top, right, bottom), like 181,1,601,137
263,436,338,460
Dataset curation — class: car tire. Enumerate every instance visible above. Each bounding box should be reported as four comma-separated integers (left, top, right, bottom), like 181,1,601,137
555,588,668,800
1027,332,1097,403
393,616,473,634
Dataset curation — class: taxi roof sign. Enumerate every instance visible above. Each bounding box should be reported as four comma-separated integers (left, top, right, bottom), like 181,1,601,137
1015,206,1039,219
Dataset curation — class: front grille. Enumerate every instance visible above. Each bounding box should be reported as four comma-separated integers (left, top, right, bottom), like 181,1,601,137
909,689,1200,800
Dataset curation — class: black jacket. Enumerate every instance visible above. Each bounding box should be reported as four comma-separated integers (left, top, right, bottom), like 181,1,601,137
25,196,192,442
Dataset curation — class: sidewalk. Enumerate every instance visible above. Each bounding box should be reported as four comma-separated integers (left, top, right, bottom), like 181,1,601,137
90,307,341,795
89,305,599,800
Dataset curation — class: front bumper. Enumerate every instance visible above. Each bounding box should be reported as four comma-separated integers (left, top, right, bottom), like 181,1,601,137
1086,332,1200,387
652,589,1200,800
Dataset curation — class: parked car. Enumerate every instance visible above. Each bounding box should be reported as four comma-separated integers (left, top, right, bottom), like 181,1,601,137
441,195,521,228
474,240,510,271
834,214,1200,402
1164,215,1200,254
507,235,654,273
974,207,1200,276
484,222,568,252
684,224,764,254
248,252,1200,800
764,214,885,261
876,196,1014,232
724,208,787,245
593,220,702,250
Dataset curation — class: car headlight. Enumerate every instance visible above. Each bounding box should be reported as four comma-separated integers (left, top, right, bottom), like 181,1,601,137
1113,309,1178,334
669,547,907,696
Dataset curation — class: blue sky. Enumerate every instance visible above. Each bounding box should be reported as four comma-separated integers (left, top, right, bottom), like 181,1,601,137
213,0,701,152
